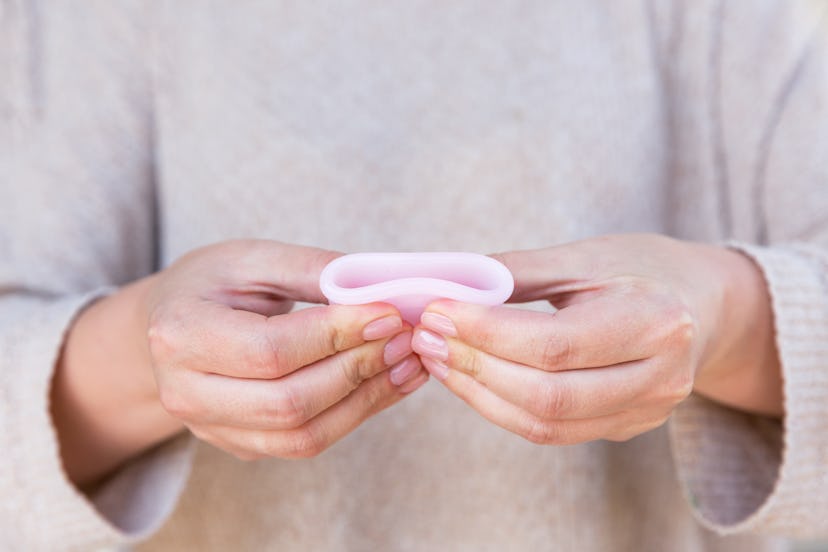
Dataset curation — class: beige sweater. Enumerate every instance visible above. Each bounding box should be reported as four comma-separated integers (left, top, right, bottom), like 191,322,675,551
2,1,828,550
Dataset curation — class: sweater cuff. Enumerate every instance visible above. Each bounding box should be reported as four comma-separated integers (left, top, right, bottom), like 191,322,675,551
669,243,828,538
0,291,195,550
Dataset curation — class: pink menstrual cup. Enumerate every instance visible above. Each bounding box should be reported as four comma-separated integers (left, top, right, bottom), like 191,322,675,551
319,252,515,325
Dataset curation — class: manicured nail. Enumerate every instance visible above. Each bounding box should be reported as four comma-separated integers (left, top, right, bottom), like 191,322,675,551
389,355,420,386
363,315,402,341
420,312,457,337
412,329,449,361
383,331,413,366
399,369,429,394
421,356,450,381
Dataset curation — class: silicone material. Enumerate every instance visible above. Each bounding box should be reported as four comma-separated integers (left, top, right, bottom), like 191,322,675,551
319,252,514,325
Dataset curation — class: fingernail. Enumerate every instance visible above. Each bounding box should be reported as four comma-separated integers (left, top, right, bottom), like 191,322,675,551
421,356,450,381
389,355,420,386
383,331,413,366
399,369,429,394
363,315,402,341
411,329,449,361
420,312,457,337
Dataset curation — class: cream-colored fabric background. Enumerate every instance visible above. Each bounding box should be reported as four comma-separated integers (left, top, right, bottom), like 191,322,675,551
1,1,827,550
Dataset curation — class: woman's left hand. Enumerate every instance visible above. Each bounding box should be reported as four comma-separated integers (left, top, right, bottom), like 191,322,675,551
412,234,782,445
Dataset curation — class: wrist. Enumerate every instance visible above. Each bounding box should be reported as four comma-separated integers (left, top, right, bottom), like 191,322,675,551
691,244,782,417
52,275,184,488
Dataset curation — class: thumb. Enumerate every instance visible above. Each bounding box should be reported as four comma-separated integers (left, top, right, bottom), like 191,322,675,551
224,239,343,305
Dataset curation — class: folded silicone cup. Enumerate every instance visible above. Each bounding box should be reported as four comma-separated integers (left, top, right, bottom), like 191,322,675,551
319,252,515,325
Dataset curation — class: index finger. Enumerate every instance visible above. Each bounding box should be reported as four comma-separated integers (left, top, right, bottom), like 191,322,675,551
419,296,676,371
148,301,403,379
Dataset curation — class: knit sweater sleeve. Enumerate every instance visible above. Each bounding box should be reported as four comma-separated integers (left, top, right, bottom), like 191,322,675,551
0,2,193,549
667,0,828,538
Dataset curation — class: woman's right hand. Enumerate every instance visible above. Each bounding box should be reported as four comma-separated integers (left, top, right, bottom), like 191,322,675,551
145,240,428,461
53,240,427,486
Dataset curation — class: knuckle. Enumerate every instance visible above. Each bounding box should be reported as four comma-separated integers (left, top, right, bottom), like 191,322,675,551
666,371,694,404
661,301,698,350
539,333,572,370
146,312,179,361
268,385,307,428
454,348,483,378
187,424,210,442
329,327,349,356
361,378,389,413
158,386,192,419
523,417,561,445
474,321,498,357
534,379,573,419
258,324,286,379
650,364,694,406
286,426,326,458
339,350,373,389
246,431,276,457
327,308,352,353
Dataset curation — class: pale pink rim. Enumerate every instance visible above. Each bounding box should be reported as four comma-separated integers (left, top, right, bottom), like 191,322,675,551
319,252,514,306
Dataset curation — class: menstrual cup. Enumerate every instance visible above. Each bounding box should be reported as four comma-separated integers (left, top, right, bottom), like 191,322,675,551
319,252,514,325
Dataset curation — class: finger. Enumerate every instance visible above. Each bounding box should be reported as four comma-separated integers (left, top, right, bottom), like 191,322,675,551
492,238,663,305
490,245,599,305
159,336,415,430
160,341,399,430
420,294,686,371
224,295,295,318
420,357,660,445
193,365,430,459
149,300,404,379
217,239,342,305
415,330,667,420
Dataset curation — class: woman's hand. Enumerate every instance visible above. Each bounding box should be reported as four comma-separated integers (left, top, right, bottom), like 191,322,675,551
146,240,427,461
411,234,781,446
53,240,427,486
